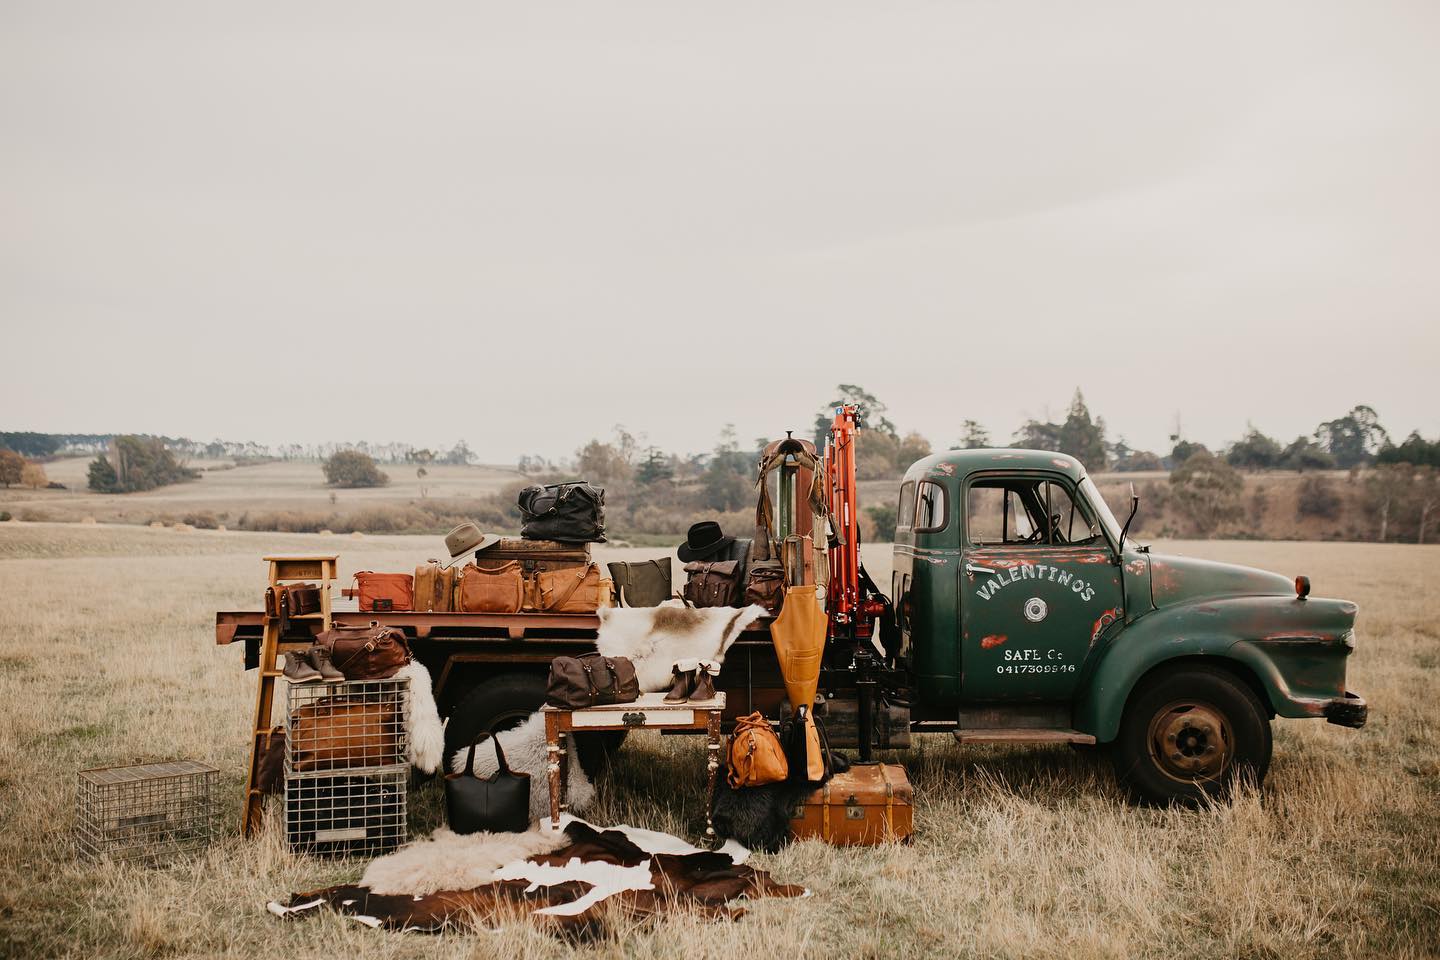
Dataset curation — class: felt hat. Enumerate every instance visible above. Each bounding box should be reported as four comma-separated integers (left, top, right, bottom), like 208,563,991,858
445,521,501,559
677,521,734,562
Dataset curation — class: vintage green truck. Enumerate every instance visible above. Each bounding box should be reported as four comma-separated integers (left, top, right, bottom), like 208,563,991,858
888,448,1366,803
218,448,1367,806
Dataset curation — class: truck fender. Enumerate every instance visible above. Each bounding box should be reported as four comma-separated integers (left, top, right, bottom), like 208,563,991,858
1073,596,1355,742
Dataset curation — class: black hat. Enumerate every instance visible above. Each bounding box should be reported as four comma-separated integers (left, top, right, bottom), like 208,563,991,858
677,521,734,562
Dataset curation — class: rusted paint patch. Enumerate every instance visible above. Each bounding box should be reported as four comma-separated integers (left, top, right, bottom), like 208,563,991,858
1126,558,1146,576
980,634,1008,650
1091,607,1122,642
1051,458,1071,468
931,462,956,476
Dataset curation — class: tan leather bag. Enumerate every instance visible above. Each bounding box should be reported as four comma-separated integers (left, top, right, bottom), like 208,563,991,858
289,699,400,771
727,713,788,788
414,561,457,612
535,562,602,613
458,561,524,613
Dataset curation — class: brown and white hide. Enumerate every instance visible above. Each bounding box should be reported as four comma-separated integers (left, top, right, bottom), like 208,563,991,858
269,822,805,938
595,602,764,692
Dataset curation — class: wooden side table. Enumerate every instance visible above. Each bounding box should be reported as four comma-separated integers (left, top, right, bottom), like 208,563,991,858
542,692,726,842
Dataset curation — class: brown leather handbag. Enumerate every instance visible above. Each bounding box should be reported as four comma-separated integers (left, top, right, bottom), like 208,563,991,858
317,622,411,680
545,653,639,709
353,571,414,612
682,559,745,608
727,712,788,788
743,560,786,614
457,561,525,613
289,699,401,771
535,563,603,613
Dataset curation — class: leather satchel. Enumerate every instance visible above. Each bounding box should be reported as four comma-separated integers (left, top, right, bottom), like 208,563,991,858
534,562,602,613
457,561,525,613
353,571,414,612
444,735,531,834
317,621,411,680
727,712,789,788
682,559,745,608
545,653,639,709
743,560,786,614
518,481,607,543
607,559,672,607
289,699,400,771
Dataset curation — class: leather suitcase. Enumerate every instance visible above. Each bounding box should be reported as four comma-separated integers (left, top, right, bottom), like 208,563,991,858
414,561,457,612
789,763,913,846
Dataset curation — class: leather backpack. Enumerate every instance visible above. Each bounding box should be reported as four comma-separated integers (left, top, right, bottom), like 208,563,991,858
545,653,639,709
518,481,606,543
316,622,411,680
727,713,788,788
682,559,745,608
444,735,531,834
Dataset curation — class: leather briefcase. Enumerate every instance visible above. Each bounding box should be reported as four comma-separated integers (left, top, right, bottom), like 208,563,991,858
789,762,913,846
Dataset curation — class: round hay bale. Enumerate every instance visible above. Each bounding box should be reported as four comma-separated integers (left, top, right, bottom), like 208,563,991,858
351,531,364,539
216,524,228,532
319,529,333,536
172,523,193,532
149,521,165,529
80,516,97,525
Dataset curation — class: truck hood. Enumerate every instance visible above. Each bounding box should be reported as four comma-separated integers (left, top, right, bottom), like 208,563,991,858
1149,554,1296,609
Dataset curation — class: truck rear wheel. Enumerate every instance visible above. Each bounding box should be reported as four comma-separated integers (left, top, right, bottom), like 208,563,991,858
442,672,624,778
1112,665,1271,806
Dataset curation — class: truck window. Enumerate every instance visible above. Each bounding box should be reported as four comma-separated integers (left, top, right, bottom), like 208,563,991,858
967,477,1101,546
914,481,947,532
897,481,917,528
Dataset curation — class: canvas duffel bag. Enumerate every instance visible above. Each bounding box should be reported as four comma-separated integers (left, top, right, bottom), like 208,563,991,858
545,653,639,709
518,481,606,543
682,559,745,608
352,571,414,612
607,558,671,607
316,622,411,680
457,561,525,614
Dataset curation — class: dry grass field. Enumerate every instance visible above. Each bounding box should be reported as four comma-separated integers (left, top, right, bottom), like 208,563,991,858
0,522,1436,959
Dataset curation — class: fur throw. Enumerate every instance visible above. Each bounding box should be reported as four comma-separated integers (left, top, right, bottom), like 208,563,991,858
595,601,764,692
361,826,565,895
448,712,596,821
395,660,444,774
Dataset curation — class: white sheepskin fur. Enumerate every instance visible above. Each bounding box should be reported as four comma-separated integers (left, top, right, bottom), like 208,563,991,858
448,711,597,821
394,660,444,774
595,602,765,692
360,826,566,896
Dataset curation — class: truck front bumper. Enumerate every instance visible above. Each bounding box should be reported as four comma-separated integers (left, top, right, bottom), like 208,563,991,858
1323,692,1367,728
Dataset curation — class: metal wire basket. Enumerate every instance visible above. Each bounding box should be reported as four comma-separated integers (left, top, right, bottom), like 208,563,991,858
75,760,218,863
284,677,409,855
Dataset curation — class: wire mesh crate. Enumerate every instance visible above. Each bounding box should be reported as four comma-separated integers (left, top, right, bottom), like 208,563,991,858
284,677,409,773
284,677,409,855
284,767,408,856
75,760,218,863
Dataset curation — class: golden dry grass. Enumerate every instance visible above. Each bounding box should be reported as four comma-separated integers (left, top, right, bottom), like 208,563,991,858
0,523,1436,959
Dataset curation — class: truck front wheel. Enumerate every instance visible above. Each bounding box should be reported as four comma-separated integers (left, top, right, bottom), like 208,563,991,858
1112,665,1272,805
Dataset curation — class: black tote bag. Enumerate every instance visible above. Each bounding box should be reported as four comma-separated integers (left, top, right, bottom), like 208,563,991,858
444,735,531,834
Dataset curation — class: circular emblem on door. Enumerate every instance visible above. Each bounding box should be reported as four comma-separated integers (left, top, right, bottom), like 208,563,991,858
1023,597,1048,622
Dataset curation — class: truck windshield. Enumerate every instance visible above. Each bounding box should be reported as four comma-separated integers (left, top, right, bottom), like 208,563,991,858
1079,476,1124,546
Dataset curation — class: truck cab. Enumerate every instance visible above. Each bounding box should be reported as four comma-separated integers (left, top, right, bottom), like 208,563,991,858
891,449,1366,804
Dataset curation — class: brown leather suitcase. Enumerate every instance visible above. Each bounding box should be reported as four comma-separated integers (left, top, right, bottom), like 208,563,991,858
789,763,913,845
414,561,457,612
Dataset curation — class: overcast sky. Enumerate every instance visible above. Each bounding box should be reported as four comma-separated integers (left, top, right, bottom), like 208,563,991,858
3,1,1437,463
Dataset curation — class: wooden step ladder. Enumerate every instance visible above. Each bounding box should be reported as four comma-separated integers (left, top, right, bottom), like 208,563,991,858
241,554,338,837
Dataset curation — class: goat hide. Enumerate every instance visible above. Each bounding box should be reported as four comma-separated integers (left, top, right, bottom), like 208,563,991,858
448,711,596,821
394,660,444,774
595,602,764,692
360,826,565,896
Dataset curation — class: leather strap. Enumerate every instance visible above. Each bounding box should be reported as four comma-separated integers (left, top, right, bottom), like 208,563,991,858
539,564,592,611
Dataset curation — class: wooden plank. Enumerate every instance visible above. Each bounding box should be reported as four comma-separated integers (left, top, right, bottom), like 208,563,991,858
954,728,1096,745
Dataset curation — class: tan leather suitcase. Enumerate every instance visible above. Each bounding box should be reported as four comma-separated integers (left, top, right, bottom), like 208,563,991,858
414,561,457,612
789,763,913,845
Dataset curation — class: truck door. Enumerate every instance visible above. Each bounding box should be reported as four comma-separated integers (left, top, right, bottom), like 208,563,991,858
959,474,1124,703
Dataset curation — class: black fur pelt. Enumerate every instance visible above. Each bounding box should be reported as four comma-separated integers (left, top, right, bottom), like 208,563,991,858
710,752,851,853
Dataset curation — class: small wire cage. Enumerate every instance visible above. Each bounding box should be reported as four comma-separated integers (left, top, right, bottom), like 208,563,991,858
75,760,218,863
284,677,410,856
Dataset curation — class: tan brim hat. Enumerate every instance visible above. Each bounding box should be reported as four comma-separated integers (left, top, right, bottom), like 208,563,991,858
445,522,503,559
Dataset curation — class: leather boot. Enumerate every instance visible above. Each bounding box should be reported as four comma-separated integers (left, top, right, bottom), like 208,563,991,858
663,660,697,704
691,660,719,702
283,651,321,683
309,645,345,682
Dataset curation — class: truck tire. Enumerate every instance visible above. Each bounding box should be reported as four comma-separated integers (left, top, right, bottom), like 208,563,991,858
442,672,625,778
1112,665,1272,806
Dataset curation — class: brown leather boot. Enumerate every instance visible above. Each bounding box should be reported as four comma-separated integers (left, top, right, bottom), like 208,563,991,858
663,661,696,704
691,660,719,702
309,645,345,682
282,651,321,683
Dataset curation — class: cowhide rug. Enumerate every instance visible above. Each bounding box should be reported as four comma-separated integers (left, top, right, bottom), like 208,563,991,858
595,602,764,692
269,820,804,938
